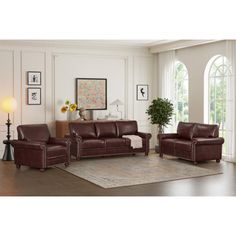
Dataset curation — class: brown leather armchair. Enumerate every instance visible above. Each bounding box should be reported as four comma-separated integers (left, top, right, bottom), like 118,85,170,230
158,122,224,164
11,124,71,171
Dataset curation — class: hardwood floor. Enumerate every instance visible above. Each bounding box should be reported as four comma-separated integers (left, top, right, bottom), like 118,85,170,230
0,154,236,196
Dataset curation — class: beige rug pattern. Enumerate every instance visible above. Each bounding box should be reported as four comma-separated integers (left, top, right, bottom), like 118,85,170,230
57,155,223,188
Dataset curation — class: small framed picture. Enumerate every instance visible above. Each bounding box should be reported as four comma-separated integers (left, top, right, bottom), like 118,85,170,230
137,84,149,101
27,88,41,105
27,71,41,85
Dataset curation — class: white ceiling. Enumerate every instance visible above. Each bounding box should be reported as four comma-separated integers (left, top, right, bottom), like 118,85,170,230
0,40,218,52
0,39,176,48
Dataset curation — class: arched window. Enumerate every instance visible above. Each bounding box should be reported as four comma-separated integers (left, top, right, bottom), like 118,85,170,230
205,55,233,157
173,61,189,128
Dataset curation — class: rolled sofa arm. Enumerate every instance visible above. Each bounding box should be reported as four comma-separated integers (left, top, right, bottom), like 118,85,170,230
10,140,46,150
192,137,224,145
48,137,71,146
158,133,179,140
136,132,152,139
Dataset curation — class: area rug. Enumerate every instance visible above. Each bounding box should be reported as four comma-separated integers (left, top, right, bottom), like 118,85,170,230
57,155,223,188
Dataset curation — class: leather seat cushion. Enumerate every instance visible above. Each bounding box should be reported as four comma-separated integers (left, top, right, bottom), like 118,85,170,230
82,139,105,149
95,122,117,138
161,138,192,154
104,138,131,147
162,139,176,152
174,139,192,152
47,145,66,158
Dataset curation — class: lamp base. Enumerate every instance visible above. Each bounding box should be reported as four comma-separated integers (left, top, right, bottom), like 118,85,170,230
2,140,14,161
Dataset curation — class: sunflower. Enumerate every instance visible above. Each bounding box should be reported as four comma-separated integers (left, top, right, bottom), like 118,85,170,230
61,106,68,113
69,103,77,112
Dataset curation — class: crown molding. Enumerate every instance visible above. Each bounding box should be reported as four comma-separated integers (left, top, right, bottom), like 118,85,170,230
149,40,221,53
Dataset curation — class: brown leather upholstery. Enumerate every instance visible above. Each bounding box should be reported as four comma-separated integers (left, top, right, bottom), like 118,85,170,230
11,124,71,170
82,139,105,149
158,122,224,164
69,122,96,139
18,124,50,142
177,122,195,140
95,122,117,138
105,138,130,147
193,123,219,138
116,120,138,137
69,120,151,159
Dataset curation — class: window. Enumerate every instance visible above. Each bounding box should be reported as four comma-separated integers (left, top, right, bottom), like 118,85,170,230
173,61,189,128
205,55,233,157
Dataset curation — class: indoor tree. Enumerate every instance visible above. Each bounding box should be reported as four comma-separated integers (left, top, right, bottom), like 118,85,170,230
146,98,174,151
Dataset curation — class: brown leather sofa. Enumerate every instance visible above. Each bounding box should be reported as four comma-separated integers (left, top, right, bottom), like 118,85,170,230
68,120,152,160
11,124,71,171
158,122,224,164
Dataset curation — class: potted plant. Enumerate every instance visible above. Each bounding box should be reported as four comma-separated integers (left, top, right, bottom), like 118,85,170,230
146,97,174,153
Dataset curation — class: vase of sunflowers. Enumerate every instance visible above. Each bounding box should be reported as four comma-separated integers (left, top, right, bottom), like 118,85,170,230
61,100,78,121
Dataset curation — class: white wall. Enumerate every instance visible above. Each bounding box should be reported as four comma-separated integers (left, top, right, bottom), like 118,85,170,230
0,42,155,156
175,41,226,123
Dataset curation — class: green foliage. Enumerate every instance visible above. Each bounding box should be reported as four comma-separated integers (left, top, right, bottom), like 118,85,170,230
146,98,174,129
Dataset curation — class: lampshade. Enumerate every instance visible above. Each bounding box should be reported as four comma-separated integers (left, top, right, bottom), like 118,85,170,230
110,99,124,106
1,96,17,113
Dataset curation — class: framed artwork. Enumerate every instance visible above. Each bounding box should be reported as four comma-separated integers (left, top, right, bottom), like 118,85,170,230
27,71,41,85
137,84,149,101
76,78,107,110
27,88,41,105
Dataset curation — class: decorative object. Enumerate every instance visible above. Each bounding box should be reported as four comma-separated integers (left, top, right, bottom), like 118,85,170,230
76,78,107,110
27,88,41,105
159,122,224,164
137,84,149,101
27,71,41,85
11,124,71,171
78,107,86,120
146,97,174,152
110,99,124,119
69,120,151,160
60,100,78,121
57,155,222,188
0,96,17,161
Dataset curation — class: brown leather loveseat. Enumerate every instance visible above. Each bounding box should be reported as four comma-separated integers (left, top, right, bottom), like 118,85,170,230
158,122,224,164
69,120,152,160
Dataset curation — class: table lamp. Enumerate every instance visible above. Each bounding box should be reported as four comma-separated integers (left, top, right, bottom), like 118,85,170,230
1,96,17,161
110,99,124,119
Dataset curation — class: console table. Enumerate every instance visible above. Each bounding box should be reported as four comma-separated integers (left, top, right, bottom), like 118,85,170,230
56,120,70,138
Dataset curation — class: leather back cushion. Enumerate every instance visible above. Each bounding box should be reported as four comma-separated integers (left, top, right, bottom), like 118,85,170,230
69,122,96,139
95,122,117,138
194,123,219,138
116,120,137,137
17,124,50,142
177,122,195,140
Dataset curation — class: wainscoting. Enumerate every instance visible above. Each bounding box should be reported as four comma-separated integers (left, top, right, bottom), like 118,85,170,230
0,42,155,156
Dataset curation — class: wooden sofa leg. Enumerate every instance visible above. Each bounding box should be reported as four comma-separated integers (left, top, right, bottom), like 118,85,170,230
216,159,221,163
193,161,198,165
159,153,163,158
40,168,45,172
65,161,70,167
16,164,21,169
